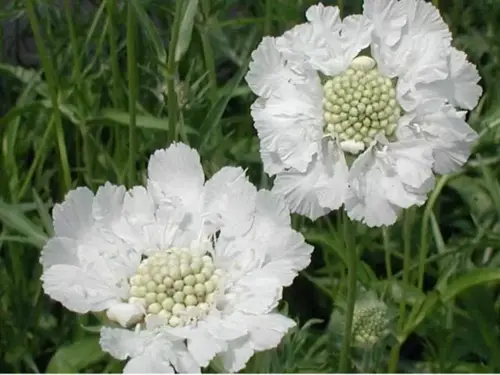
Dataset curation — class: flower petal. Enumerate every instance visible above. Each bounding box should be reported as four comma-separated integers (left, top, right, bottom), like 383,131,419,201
430,48,483,110
364,0,406,47
244,312,295,351
202,167,257,237
40,237,79,269
100,327,148,360
186,330,227,367
251,80,323,173
259,228,313,287
124,354,175,374
220,336,254,373
400,0,451,41
147,143,204,211
42,265,120,313
345,141,434,227
272,140,348,220
52,187,94,239
92,183,126,227
245,37,306,98
397,101,478,175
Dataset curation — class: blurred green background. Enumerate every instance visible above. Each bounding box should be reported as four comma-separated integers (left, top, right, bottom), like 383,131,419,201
1,0,500,372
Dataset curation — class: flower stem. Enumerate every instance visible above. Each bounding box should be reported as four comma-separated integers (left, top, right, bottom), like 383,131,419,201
166,0,184,143
417,176,449,290
388,209,414,372
338,211,357,372
338,0,344,17
127,1,138,187
383,227,392,279
24,0,71,194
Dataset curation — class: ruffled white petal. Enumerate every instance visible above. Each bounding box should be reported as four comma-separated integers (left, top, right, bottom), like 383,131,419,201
100,327,199,373
92,183,126,227
223,266,283,315
100,327,149,360
236,190,312,286
400,0,451,41
124,354,174,374
395,34,450,110
245,37,307,99
340,14,373,63
220,312,295,372
258,227,313,287
147,142,204,211
40,237,79,269
255,189,290,227
244,312,295,351
251,79,323,173
106,302,145,328
345,140,435,227
42,265,121,313
397,100,478,174
220,336,254,373
427,47,483,110
364,0,406,47
186,330,227,367
305,3,341,34
272,140,348,220
52,187,94,239
300,4,371,75
202,166,257,237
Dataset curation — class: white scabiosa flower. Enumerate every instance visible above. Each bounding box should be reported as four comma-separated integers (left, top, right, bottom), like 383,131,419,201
246,0,482,227
41,142,312,373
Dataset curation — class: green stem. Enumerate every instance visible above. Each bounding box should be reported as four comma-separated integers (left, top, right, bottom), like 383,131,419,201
127,1,138,186
264,0,272,35
400,209,413,326
383,227,392,279
24,0,71,193
106,0,122,108
199,1,217,105
388,343,402,373
338,0,344,16
432,0,439,7
63,0,92,187
166,0,184,143
338,211,357,372
417,176,449,290
388,209,414,372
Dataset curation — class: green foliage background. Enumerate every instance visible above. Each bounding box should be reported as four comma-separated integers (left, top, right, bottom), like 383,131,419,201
1,0,500,372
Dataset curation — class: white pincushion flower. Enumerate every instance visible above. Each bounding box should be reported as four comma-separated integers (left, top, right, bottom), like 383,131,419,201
41,142,312,373
245,0,482,226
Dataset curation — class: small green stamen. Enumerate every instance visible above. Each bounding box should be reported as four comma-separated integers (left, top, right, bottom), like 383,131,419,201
128,248,222,328
323,56,401,154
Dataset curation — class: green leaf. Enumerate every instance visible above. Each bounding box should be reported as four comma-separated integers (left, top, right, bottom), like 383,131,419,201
45,337,106,373
402,292,439,337
447,175,493,217
130,0,167,62
90,108,196,134
32,189,54,237
175,0,199,62
0,200,48,248
440,268,500,302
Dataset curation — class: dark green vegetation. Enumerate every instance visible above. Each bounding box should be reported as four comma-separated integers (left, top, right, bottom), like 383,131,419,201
1,0,500,372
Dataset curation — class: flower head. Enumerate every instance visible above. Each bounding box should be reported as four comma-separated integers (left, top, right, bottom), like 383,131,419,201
246,0,482,226
41,142,312,373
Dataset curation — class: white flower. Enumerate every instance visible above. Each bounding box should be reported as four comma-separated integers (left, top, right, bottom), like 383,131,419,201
245,0,482,226
41,142,312,373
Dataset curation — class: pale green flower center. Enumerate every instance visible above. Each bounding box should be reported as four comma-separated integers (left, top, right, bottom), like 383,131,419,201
351,302,389,347
128,248,222,328
322,56,401,154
